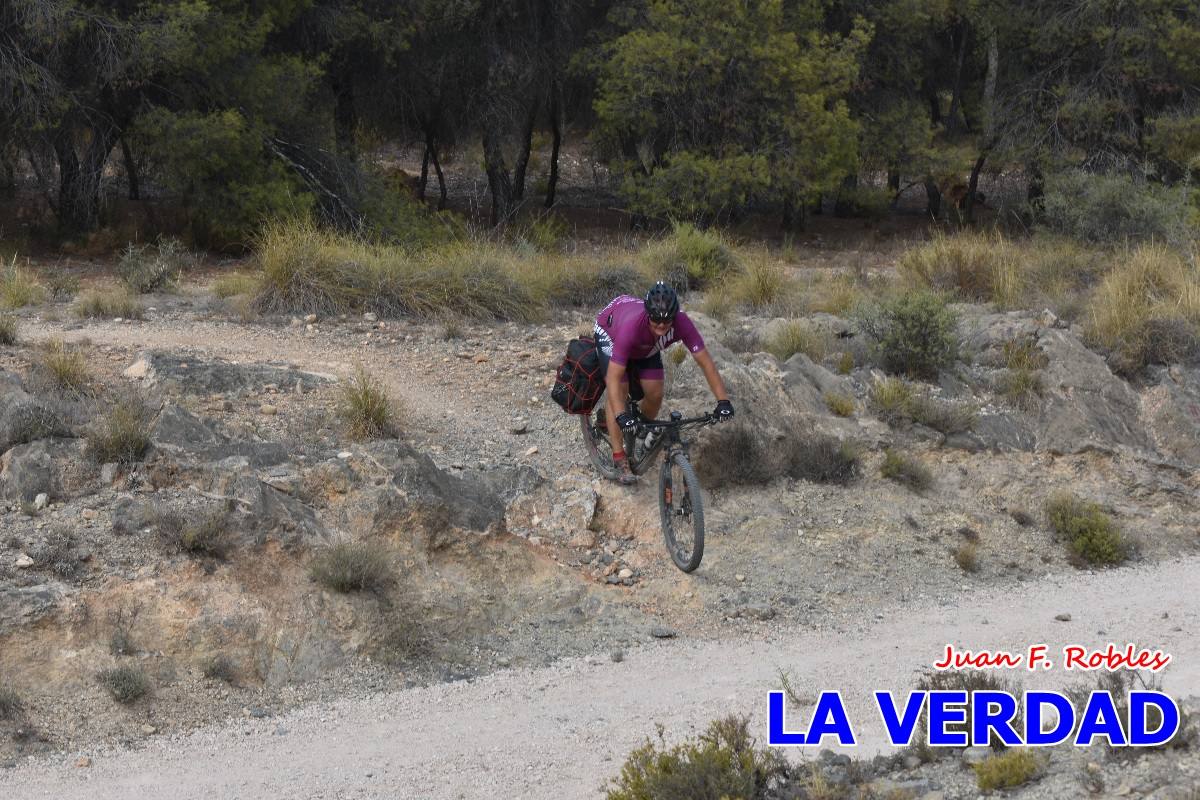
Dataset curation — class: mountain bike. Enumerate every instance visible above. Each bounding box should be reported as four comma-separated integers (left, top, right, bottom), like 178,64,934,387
580,398,716,572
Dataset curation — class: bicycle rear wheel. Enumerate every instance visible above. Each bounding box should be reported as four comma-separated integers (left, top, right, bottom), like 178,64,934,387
658,452,705,572
580,401,620,480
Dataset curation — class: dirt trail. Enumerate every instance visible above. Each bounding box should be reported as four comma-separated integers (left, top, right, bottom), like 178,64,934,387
3,556,1196,800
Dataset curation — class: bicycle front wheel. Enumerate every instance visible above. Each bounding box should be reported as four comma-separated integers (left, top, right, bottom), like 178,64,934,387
658,452,705,572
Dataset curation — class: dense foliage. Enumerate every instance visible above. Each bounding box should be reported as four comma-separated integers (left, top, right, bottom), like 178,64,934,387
0,0,1196,239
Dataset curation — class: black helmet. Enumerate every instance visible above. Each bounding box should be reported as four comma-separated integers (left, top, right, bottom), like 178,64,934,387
644,281,679,322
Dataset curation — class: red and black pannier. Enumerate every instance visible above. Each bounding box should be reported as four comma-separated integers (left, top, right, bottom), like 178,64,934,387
551,336,604,414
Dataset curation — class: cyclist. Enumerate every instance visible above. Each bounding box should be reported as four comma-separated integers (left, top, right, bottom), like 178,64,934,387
594,281,733,484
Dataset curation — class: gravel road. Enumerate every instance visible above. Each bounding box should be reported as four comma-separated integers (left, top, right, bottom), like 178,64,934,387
3,555,1197,800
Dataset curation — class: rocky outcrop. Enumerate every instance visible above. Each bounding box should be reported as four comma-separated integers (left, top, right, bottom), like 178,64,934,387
365,440,506,533
149,403,288,467
0,371,71,455
1140,366,1200,467
506,474,599,547
204,462,328,548
0,438,83,502
0,582,67,635
124,351,336,396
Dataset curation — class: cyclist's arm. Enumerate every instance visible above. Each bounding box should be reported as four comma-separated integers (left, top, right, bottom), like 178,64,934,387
691,348,729,402
605,360,628,415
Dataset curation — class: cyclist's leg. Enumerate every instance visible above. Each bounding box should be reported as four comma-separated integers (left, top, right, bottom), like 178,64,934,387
634,353,666,421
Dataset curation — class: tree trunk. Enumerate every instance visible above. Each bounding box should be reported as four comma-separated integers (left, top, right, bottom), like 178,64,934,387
483,128,515,226
833,173,858,217
1027,164,1045,215
120,137,139,201
947,21,971,133
545,90,562,209
924,176,942,220
512,100,539,203
54,125,118,232
418,145,430,201
964,153,987,223
332,71,357,164
427,137,447,211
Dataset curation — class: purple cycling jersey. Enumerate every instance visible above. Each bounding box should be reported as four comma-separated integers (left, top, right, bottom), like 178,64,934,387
595,295,705,366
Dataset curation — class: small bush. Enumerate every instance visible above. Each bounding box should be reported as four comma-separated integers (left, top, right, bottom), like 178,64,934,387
855,291,959,378
693,424,776,488
1044,492,1129,567
727,257,795,312
30,531,80,578
1084,244,1200,374
954,541,980,573
73,287,144,319
782,434,860,485
639,222,740,290
212,272,260,299
310,540,392,593
546,263,645,308
999,367,1042,408
45,272,80,299
338,367,398,440
1066,671,1197,756
974,750,1043,791
0,256,46,309
109,626,137,656
834,185,892,220
869,378,975,433
869,377,914,425
0,685,23,720
38,339,92,395
1040,170,1197,247
834,351,854,374
87,395,153,464
606,716,787,800
0,313,16,345
202,654,238,684
899,232,1022,307
97,665,151,704
514,214,569,253
915,670,1023,750
766,321,828,362
116,238,190,293
880,449,932,492
823,391,854,417
163,507,234,559
806,275,863,316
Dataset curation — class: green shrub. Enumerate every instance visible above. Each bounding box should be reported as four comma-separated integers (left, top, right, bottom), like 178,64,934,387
606,716,787,800
782,434,860,485
212,272,261,299
310,540,392,593
974,750,1043,792
0,256,46,309
0,313,16,345
869,378,975,433
1040,170,1197,247
639,222,740,289
38,339,93,395
855,291,959,378
73,287,144,319
1044,492,1129,566
162,507,234,559
45,272,80,299
202,654,238,684
514,214,570,253
86,394,153,464
954,541,980,573
117,238,190,293
97,665,151,704
0,685,22,720
693,424,777,488
880,449,932,492
823,391,855,417
766,321,828,362
899,232,1022,307
835,185,892,220
338,367,398,440
1084,244,1200,374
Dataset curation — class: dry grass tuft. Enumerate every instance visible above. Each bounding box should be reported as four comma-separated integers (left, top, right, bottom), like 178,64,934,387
766,320,828,362
86,394,153,464
73,287,144,319
0,313,17,345
1044,491,1130,567
96,665,151,704
310,540,392,593
338,367,398,440
0,256,46,309
823,391,855,417
38,339,93,395
880,449,932,492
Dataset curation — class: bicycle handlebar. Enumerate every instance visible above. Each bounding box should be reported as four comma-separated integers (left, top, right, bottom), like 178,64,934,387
637,412,718,431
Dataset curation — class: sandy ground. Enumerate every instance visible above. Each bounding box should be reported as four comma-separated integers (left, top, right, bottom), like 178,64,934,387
2,554,1196,800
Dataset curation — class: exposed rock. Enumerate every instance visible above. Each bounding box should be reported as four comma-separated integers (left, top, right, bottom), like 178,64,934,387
1140,366,1200,467
1034,329,1153,455
205,466,327,548
783,352,852,399
149,403,288,467
0,583,66,635
0,373,72,455
0,439,82,502
505,475,598,547
944,410,1035,453
650,626,676,639
111,495,158,535
124,351,336,396
362,440,505,533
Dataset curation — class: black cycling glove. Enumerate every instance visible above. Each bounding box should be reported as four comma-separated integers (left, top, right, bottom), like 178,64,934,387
616,411,639,430
715,399,734,421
